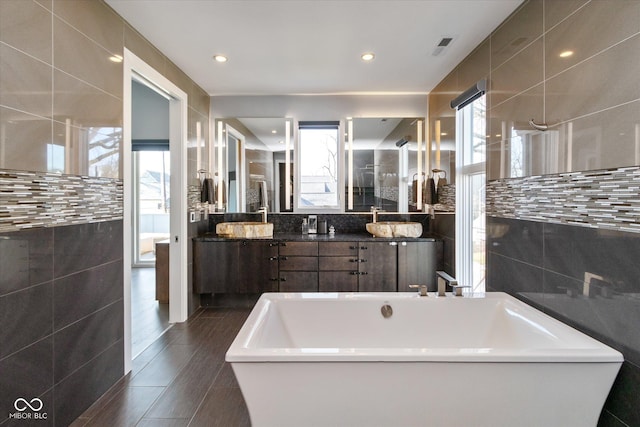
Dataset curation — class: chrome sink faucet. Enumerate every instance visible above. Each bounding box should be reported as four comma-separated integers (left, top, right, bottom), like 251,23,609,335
257,206,268,223
370,206,381,223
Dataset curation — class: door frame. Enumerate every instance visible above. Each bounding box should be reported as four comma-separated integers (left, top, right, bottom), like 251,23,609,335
123,48,189,373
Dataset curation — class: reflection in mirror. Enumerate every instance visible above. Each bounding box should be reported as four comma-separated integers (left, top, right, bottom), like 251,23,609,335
297,121,341,211
345,118,425,213
0,108,121,178
213,118,292,213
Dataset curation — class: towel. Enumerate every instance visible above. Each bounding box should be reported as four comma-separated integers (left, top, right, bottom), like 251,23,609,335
425,177,437,205
206,178,215,203
258,180,269,208
214,179,226,204
201,177,214,203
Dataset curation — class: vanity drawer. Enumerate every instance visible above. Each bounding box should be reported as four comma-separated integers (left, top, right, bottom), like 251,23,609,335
279,272,318,292
279,256,318,271
318,241,358,256
279,241,318,256
319,271,358,292
319,256,358,271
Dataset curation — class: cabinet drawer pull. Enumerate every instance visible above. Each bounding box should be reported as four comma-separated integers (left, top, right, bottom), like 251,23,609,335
269,256,279,261
360,271,368,275
389,242,398,246
280,277,287,282
360,246,368,250
269,278,279,281
350,259,359,263
349,245,357,250
280,242,287,247
360,259,367,263
280,256,289,261
350,271,359,275
269,242,278,247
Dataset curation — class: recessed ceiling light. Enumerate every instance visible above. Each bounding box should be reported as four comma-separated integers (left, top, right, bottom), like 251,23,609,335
559,50,574,58
213,54,228,63
271,130,277,134
441,132,448,136
361,52,375,62
279,140,284,144
109,54,123,63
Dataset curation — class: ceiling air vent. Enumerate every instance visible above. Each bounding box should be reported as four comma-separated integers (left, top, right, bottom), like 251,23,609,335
432,37,454,56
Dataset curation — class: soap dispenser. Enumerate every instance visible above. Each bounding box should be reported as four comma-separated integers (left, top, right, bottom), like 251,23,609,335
301,218,309,234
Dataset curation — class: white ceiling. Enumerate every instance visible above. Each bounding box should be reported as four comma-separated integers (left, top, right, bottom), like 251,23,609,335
106,0,523,96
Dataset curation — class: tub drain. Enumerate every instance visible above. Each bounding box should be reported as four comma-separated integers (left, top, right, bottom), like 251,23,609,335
381,304,393,318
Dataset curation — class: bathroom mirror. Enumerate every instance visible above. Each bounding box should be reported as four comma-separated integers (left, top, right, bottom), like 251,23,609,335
345,117,427,213
213,118,292,213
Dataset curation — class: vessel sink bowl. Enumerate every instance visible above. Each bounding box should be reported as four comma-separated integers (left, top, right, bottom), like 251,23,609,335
216,222,274,239
366,221,422,238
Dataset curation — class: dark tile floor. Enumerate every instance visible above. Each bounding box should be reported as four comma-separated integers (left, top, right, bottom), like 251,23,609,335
131,267,170,357
72,303,253,426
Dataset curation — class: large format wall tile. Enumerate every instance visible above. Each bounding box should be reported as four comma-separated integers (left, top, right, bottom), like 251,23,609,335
490,37,544,108
544,0,588,31
0,227,53,295
54,339,124,427
53,259,123,330
486,251,543,296
0,43,52,118
545,0,640,79
602,361,640,427
0,337,53,420
541,269,640,364
0,282,53,359
53,220,122,278
0,0,52,64
53,0,124,56
53,17,122,98
546,33,640,125
53,301,123,383
490,0,543,70
487,216,543,265
52,69,122,128
0,107,53,173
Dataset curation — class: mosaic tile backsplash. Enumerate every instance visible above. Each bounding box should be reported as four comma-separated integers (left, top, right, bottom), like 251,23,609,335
0,169,123,232
487,165,640,233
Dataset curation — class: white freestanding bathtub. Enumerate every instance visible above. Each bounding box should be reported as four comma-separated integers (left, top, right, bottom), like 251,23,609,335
226,292,622,427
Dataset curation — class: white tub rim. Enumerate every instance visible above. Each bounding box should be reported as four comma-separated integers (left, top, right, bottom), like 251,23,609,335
225,291,623,364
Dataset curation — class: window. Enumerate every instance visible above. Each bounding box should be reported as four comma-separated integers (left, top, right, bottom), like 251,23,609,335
296,121,342,211
455,93,486,293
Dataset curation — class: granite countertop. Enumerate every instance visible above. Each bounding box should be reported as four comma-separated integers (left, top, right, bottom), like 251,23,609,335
194,232,440,242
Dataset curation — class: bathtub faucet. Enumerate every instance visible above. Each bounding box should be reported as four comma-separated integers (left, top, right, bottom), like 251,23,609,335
436,271,472,296
409,284,428,296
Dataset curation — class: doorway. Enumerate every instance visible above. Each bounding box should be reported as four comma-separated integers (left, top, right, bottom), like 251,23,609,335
123,49,189,374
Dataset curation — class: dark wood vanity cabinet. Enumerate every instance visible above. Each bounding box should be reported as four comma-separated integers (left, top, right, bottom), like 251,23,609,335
318,241,397,292
397,240,444,292
194,240,238,294
357,241,398,292
318,242,359,292
194,238,441,295
193,240,279,294
239,241,280,293
278,241,318,292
